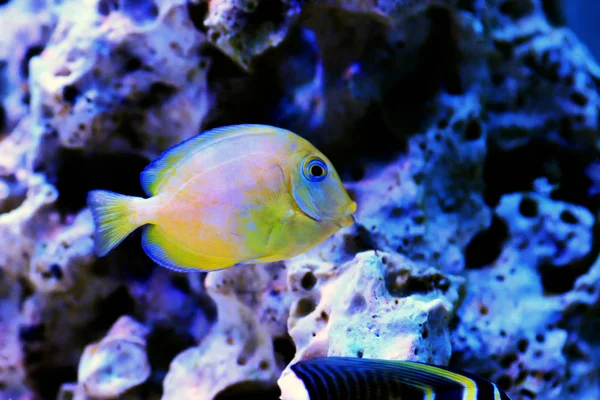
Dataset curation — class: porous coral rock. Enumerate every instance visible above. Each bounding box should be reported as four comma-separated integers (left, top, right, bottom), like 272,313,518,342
76,315,151,398
29,209,96,293
0,274,32,400
564,254,600,314
278,250,464,398
162,286,282,399
291,91,491,274
267,1,482,152
29,0,210,157
1,0,600,399
201,0,303,69
483,0,600,151
336,91,490,275
129,268,211,340
205,261,291,339
451,193,598,399
0,171,59,278
9,209,130,397
0,0,56,135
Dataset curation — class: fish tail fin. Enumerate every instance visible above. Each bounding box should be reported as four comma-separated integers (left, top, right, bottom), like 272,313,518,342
87,190,144,257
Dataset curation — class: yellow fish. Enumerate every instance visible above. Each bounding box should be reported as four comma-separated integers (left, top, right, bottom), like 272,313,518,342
87,124,357,272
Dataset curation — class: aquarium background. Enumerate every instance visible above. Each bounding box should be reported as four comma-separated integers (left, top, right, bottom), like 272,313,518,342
0,0,600,399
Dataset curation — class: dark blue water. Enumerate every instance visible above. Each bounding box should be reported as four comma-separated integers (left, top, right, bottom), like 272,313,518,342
564,0,600,61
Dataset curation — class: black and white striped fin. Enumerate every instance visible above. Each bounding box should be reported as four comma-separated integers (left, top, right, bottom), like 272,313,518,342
288,357,513,400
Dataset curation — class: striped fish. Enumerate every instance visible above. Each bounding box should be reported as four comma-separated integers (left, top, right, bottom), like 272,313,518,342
282,357,512,400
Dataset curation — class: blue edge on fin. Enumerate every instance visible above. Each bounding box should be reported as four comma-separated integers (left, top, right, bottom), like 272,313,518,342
140,226,245,273
140,226,191,273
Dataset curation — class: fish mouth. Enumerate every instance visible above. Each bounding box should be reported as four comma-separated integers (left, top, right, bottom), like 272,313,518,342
336,214,356,229
347,201,357,214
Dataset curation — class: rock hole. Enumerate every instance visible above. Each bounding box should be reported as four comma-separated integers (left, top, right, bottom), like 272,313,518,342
541,0,564,25
20,45,45,78
186,0,209,33
124,57,142,73
170,274,191,294
43,264,63,280
387,270,451,296
62,85,80,105
320,310,328,322
138,82,177,109
464,119,482,141
301,272,317,290
499,0,534,19
515,370,527,385
348,294,366,314
245,0,286,30
465,215,509,269
215,381,280,400
483,139,598,212
272,334,296,365
517,339,529,353
97,0,119,16
209,31,221,43
519,197,539,218
0,177,27,214
540,221,599,294
535,333,545,343
19,324,45,342
496,375,512,391
259,360,269,370
570,91,588,107
342,224,377,255
28,366,77,400
88,286,137,334
559,210,578,224
147,326,195,390
500,353,518,368
120,0,160,24
295,298,316,317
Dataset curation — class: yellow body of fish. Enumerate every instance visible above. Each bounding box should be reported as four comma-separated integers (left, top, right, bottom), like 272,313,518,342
87,124,357,272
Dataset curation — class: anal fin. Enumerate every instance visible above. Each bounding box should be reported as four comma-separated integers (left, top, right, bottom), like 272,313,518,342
141,225,238,272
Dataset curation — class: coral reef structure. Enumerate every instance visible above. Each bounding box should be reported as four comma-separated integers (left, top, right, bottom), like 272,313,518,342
0,0,599,399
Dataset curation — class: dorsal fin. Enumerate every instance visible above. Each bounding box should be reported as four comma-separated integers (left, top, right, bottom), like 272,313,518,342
139,124,278,196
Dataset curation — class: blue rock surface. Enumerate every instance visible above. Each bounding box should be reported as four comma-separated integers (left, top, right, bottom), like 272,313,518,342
0,0,598,399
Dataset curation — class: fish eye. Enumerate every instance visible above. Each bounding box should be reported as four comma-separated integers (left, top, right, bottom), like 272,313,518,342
302,157,328,182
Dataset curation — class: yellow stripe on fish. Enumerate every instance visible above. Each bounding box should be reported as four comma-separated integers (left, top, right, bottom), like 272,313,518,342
284,356,514,400
398,361,478,400
87,124,357,272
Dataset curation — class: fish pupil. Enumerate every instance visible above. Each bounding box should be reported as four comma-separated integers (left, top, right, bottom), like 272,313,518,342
310,164,325,177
